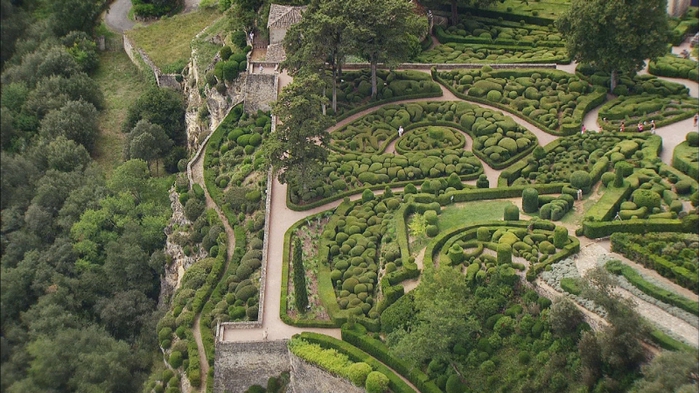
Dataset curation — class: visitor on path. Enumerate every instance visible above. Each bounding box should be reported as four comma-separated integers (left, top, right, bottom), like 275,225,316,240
694,114,698,127
581,124,586,134
637,122,643,132
620,121,625,132
398,126,404,137
577,189,583,201
259,64,264,74
651,119,656,134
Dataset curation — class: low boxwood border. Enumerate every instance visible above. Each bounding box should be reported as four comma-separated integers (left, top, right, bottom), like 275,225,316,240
584,217,696,239
649,328,696,352
296,331,417,393
605,260,699,316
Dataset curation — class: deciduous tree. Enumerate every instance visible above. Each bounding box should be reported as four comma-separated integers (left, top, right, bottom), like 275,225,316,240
346,0,427,97
556,0,669,91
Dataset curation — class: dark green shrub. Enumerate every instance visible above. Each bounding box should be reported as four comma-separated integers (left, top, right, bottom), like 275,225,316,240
476,174,489,188
497,244,512,265
404,183,417,194
632,189,661,210
552,226,568,248
522,188,539,213
362,188,375,203
504,205,519,220
219,46,232,61
169,351,183,368
477,227,490,241
570,171,592,194
231,30,247,49
675,180,693,195
292,238,309,311
426,224,439,237
686,132,699,147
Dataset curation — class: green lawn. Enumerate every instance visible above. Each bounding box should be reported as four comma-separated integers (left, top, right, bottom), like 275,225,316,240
439,199,516,230
127,8,221,71
93,48,147,176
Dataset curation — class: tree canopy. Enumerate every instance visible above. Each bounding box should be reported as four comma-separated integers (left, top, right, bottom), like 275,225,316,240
556,0,669,90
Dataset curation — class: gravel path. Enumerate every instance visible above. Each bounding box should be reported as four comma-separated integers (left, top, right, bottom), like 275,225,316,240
105,0,135,33
206,57,699,356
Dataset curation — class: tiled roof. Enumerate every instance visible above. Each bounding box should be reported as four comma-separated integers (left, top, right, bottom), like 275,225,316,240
267,4,307,29
265,43,286,63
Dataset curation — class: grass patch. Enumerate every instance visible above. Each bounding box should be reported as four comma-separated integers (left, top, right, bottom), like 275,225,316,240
439,200,515,230
191,15,235,87
93,49,148,176
127,8,221,71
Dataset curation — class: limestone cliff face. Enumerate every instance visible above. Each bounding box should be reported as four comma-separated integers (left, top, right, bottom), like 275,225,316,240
183,55,246,153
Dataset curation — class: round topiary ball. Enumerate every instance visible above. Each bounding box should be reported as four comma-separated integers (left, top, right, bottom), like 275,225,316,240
504,205,520,221
569,170,592,194
686,131,699,147
521,187,539,213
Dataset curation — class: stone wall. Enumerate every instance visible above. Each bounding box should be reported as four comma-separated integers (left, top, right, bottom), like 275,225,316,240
213,340,365,393
214,340,291,393
288,352,364,393
243,74,277,113
122,34,182,90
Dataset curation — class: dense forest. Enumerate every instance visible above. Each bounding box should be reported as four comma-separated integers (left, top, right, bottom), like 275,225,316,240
0,0,185,391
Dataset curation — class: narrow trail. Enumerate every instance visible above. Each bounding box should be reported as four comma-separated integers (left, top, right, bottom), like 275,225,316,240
189,144,237,392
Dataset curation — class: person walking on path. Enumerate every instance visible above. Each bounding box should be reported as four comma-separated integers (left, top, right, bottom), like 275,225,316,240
398,126,404,137
650,120,656,134
620,120,625,133
694,113,698,127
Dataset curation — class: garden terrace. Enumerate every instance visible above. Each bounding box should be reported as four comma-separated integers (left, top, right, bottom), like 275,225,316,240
198,106,273,328
610,233,699,293
434,67,607,135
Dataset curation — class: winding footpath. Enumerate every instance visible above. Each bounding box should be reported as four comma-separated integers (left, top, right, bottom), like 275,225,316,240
214,58,699,348
179,33,699,390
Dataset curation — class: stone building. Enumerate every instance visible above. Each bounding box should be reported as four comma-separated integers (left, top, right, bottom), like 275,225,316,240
265,4,307,63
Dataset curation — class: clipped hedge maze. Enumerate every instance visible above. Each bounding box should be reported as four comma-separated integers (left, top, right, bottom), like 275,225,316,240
436,223,579,281
648,54,699,81
436,68,605,134
331,69,442,117
598,94,698,132
325,196,403,322
395,126,465,152
420,16,569,64
506,133,652,187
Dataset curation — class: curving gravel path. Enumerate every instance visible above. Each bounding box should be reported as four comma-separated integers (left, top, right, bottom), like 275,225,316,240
105,0,135,33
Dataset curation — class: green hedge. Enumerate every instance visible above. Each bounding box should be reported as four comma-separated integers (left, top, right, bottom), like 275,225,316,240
610,233,698,292
335,92,443,122
584,218,694,239
672,141,699,180
649,328,696,352
341,327,442,393
434,73,569,136
605,260,698,315
280,211,344,328
584,181,633,223
296,332,417,393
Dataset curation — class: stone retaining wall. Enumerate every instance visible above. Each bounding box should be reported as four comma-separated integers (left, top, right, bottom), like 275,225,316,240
288,352,364,393
122,34,182,90
214,340,290,393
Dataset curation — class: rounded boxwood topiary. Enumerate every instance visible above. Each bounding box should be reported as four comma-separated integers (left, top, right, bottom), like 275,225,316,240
521,188,538,213
426,224,439,237
169,351,183,368
553,226,568,249
632,189,661,210
348,362,372,386
477,227,491,241
686,131,699,147
570,170,592,194
504,205,520,221
497,244,512,265
675,179,693,195
365,371,389,393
